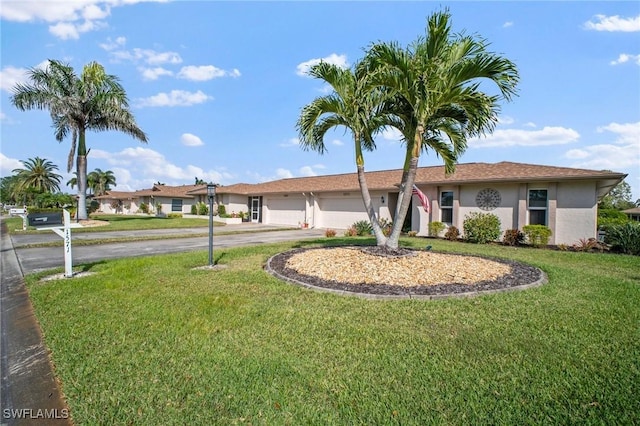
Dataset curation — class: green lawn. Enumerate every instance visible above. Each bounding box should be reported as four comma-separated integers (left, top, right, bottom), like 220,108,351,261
27,237,640,425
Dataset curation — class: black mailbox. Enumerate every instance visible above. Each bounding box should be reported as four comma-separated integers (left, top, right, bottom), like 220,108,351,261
28,212,63,227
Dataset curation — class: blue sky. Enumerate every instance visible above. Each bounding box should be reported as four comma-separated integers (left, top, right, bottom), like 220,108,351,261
1,1,639,200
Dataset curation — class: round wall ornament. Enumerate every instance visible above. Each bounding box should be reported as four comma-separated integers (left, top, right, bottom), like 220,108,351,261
476,188,501,211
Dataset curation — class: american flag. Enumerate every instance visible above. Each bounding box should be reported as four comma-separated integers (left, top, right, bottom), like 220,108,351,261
412,184,430,213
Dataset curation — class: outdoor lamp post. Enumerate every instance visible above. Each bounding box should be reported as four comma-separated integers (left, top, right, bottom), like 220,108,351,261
207,183,216,266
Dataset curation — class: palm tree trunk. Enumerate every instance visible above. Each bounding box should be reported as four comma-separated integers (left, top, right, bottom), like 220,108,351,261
357,165,387,246
76,130,88,220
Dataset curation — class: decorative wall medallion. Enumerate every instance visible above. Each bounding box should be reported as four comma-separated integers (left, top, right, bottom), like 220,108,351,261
476,188,501,211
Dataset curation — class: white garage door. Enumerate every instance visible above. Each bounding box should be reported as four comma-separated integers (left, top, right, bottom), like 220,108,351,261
318,197,368,229
266,197,306,226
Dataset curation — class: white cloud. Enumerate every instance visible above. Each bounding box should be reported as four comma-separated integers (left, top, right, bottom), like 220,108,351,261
0,66,29,92
331,139,344,146
610,53,640,66
296,53,348,76
99,36,126,51
0,153,23,177
565,121,640,170
299,164,326,177
469,126,580,148
584,14,640,32
279,137,300,147
180,133,204,147
140,67,173,80
498,115,515,125
524,122,537,128
503,21,514,28
276,168,294,179
177,65,239,81
381,127,403,142
91,147,234,189
108,47,182,65
135,90,212,107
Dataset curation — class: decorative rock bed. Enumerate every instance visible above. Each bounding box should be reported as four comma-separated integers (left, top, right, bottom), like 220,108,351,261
266,246,546,300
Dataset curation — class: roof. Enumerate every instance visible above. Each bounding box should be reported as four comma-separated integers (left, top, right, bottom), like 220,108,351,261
93,191,139,200
215,161,627,197
95,184,207,200
622,207,640,214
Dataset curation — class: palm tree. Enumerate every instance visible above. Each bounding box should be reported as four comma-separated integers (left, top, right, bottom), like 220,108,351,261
297,60,395,244
88,168,116,196
12,157,62,203
10,60,148,220
363,10,519,248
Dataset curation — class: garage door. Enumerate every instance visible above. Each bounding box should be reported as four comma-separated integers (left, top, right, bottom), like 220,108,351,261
318,197,368,229
266,196,306,226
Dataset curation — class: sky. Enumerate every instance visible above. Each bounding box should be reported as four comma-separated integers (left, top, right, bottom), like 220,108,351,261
1,1,639,201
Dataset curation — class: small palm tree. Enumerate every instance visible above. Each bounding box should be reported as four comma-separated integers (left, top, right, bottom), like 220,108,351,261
12,157,62,203
11,60,147,220
297,60,394,245
88,168,116,196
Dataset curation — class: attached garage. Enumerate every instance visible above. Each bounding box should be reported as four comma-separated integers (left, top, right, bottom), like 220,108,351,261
317,195,368,229
265,195,306,226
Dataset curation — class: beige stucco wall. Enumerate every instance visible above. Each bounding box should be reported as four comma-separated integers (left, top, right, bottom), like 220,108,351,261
554,181,598,245
222,194,249,215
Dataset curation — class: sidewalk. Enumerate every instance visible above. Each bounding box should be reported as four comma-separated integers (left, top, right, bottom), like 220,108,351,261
1,219,71,425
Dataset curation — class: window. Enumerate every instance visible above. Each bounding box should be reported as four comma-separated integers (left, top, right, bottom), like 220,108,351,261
528,189,547,225
171,199,183,212
441,191,453,224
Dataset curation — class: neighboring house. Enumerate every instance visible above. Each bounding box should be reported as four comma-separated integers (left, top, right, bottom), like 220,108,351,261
622,207,640,222
213,161,626,245
95,184,207,215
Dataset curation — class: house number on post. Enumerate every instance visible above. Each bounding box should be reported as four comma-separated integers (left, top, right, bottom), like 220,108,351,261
476,188,501,211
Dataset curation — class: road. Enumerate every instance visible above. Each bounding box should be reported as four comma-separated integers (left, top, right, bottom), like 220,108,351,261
9,224,326,275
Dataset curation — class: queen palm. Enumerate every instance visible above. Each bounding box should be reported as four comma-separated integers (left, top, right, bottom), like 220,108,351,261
297,59,395,244
11,60,147,220
12,157,62,203
364,10,519,248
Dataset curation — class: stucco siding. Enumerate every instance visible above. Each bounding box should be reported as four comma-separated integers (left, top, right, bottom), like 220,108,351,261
555,182,598,245
265,195,306,226
225,194,249,215
456,185,518,240
317,195,367,229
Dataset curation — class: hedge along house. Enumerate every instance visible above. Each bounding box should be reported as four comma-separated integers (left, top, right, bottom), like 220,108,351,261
95,184,208,215
213,162,625,245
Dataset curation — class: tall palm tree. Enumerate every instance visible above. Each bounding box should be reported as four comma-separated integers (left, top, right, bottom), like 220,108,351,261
10,60,148,220
297,60,395,245
364,10,519,248
12,157,62,203
88,168,116,196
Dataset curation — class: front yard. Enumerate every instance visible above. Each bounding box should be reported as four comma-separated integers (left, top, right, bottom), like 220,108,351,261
27,237,639,425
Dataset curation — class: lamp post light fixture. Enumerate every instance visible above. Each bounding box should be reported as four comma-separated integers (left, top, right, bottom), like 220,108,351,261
207,183,216,267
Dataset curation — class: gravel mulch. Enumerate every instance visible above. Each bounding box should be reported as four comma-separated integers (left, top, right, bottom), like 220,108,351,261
266,246,546,299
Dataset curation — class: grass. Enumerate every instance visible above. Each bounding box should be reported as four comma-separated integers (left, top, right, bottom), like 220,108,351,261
26,237,640,425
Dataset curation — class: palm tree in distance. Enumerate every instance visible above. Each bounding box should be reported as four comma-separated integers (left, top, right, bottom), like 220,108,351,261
88,168,116,196
297,60,395,244
364,10,519,248
12,157,62,203
10,60,147,220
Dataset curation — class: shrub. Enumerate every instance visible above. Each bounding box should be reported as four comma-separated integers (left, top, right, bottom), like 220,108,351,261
217,204,227,217
190,204,197,215
523,225,552,247
139,202,149,214
325,229,337,238
604,222,640,255
378,217,392,237
167,213,183,219
197,202,209,216
344,227,357,237
428,221,445,237
503,229,525,246
572,238,598,252
352,220,372,236
407,231,418,237
463,212,501,244
598,208,629,229
444,226,460,241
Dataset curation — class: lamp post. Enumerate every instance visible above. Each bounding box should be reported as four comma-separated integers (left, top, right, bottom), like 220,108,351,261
207,183,216,267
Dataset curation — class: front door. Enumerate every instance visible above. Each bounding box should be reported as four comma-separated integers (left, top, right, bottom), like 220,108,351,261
250,196,261,223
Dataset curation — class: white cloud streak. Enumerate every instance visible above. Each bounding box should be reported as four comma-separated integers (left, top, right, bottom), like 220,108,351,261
180,133,204,147
296,53,348,76
565,121,640,170
610,53,640,66
584,14,640,32
177,65,241,81
469,126,580,148
135,90,212,107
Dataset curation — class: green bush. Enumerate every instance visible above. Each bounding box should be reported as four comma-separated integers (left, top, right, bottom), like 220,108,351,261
428,221,445,237
598,208,629,229
197,202,208,216
604,222,640,255
444,226,460,241
463,212,501,244
217,204,227,217
167,213,183,219
190,204,197,215
502,229,525,246
352,220,372,236
139,202,149,214
523,225,552,247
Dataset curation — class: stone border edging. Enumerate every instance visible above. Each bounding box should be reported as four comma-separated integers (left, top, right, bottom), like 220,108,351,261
265,248,548,300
